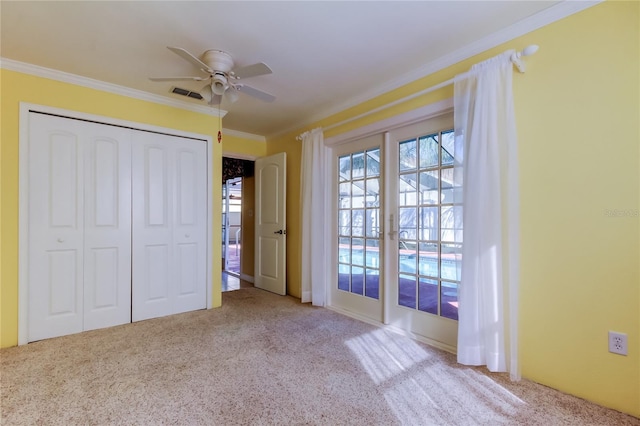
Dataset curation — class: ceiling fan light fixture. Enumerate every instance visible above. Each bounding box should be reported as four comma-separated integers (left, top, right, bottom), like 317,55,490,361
212,74,228,95
200,84,213,103
225,86,239,103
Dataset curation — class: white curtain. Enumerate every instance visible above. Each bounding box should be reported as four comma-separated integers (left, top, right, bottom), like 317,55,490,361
300,128,327,306
454,51,521,380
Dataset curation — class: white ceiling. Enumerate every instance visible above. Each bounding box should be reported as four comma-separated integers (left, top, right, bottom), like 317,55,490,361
1,1,564,138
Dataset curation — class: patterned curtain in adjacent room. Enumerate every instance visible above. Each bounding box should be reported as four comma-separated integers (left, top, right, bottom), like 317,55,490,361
222,157,254,182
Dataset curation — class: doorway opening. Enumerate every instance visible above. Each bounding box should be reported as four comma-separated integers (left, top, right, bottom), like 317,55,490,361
221,156,256,292
222,176,242,277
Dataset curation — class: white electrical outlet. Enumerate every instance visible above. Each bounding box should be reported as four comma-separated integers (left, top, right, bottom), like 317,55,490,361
608,331,628,356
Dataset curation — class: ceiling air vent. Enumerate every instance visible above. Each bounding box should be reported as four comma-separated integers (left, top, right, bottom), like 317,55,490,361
170,87,203,100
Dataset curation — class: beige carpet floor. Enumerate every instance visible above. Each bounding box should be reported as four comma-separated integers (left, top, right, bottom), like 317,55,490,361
1,288,638,425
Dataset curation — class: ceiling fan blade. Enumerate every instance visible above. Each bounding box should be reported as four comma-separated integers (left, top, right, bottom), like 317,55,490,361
149,76,209,82
167,46,213,74
236,84,276,102
232,62,272,79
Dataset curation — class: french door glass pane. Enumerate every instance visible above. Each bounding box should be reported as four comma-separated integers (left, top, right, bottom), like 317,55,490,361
352,152,365,178
399,173,417,206
351,266,364,295
352,182,365,207
339,182,350,208
399,207,417,240
366,239,379,268
337,148,381,300
397,130,459,320
366,149,381,176
339,156,351,181
440,168,456,203
399,274,417,308
399,241,416,274
419,207,438,240
419,134,439,168
338,210,351,236
441,243,462,281
365,209,380,237
352,238,365,266
441,282,459,320
365,269,379,299
338,263,350,291
365,178,379,206
418,242,438,277
418,277,438,314
441,205,462,242
419,170,439,204
339,237,351,263
352,209,364,236
441,130,455,166
399,140,417,171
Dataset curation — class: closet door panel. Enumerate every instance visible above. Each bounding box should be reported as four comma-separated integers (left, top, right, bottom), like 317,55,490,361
28,114,84,341
83,127,132,331
173,141,207,313
132,133,174,321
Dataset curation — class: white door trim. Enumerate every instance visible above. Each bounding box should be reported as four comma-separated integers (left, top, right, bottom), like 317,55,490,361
18,102,214,345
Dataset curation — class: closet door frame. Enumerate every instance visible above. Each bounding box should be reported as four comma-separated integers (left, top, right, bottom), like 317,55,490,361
18,103,215,345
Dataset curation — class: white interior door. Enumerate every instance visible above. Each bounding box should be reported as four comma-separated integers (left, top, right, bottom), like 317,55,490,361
172,139,208,314
132,132,207,321
28,114,85,341
254,152,286,295
28,113,132,341
82,123,133,331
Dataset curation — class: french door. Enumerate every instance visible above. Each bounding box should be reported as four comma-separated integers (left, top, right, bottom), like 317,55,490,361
330,113,459,350
329,134,384,322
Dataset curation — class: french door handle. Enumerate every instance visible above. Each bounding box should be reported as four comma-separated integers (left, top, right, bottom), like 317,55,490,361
388,214,397,240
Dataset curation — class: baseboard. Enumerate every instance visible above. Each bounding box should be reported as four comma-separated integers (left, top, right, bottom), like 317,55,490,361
240,273,254,283
301,291,311,304
325,305,457,355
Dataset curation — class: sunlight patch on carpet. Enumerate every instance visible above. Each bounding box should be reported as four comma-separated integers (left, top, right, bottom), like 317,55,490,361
345,329,430,384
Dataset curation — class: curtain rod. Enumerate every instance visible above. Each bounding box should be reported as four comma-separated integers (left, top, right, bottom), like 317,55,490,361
300,45,538,136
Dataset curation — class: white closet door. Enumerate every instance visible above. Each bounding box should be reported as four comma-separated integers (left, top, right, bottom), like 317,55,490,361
28,114,134,341
28,114,85,341
83,126,132,331
132,132,207,321
132,132,174,321
172,139,207,314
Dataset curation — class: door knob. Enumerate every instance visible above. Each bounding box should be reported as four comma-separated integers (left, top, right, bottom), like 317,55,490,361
185,234,190,238
274,230,286,235
57,238,64,243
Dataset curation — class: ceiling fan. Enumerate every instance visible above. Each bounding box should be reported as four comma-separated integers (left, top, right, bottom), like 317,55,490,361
150,47,275,105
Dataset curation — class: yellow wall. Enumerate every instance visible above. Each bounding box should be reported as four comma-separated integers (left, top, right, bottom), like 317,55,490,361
222,133,267,158
268,1,639,417
0,70,226,347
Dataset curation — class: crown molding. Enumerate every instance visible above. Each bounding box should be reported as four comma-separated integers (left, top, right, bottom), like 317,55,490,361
222,128,266,142
272,0,603,139
0,57,227,118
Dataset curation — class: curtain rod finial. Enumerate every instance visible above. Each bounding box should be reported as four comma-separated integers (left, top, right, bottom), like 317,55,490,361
522,45,539,57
